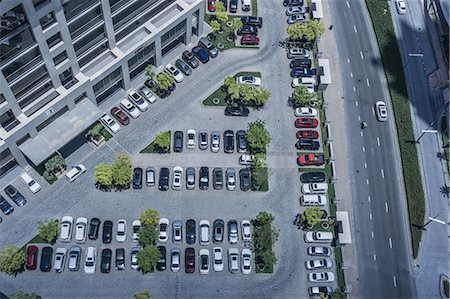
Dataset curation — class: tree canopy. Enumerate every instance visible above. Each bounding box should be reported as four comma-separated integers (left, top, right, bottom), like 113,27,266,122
0,246,25,275
137,246,160,273
38,219,59,244
138,225,159,247
291,86,315,107
12,292,40,299
145,65,155,81
156,73,175,91
133,289,153,299
301,207,325,227
153,131,171,152
247,120,271,153
210,20,221,33
286,20,325,41
94,164,113,186
140,209,160,227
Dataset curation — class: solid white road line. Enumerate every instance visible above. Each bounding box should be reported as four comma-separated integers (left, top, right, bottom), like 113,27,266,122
389,238,393,248
366,179,369,185
360,51,364,59
373,254,377,261
350,72,353,78
366,78,370,87
354,25,357,33
369,213,373,220
371,231,374,238
377,137,380,146
355,100,359,106
381,168,385,178
385,202,389,213
347,58,350,63
393,276,397,288
362,146,365,152
364,162,367,168
347,1,350,8
353,86,356,92
368,195,371,202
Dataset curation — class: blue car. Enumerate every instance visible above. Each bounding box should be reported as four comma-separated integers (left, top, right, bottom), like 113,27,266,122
192,46,210,64
0,196,14,215
290,67,314,78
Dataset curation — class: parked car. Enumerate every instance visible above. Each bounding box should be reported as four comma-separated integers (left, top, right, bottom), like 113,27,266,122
207,0,215,12
295,117,319,128
240,35,259,46
199,167,209,190
100,113,120,133
0,196,14,215
223,130,234,153
60,216,73,242
237,76,261,86
84,247,96,274
239,168,251,191
165,63,184,83
241,220,252,241
171,248,180,272
68,245,81,271
213,247,224,271
186,167,196,190
139,86,157,104
175,59,192,76
237,25,258,36
300,171,326,183
395,0,406,14
186,219,196,245
65,164,86,182
128,90,149,111
291,67,314,78
199,249,210,274
283,0,304,6
116,219,127,242
156,246,166,271
174,131,183,153
74,217,87,243
239,154,254,166
40,246,53,272
297,130,319,139
292,78,315,92
287,13,306,24
133,167,143,189
26,245,38,270
297,153,325,166
213,219,225,244
290,59,312,68
210,131,220,152
219,0,228,11
131,246,140,270
225,106,249,116
241,248,252,274
226,168,236,191
102,220,113,244
296,138,320,150
192,46,210,63
228,248,239,273
309,286,333,297
305,258,333,270
132,220,141,242
295,107,317,117
198,131,208,150
159,218,169,243
185,247,195,273
241,16,263,28
212,168,223,190
146,167,155,187
19,172,41,193
230,0,238,12
199,220,210,245
110,107,130,126
120,98,140,118
228,220,238,244
236,130,248,153
88,217,101,240
172,166,183,190
100,248,112,273
287,48,311,59
172,220,182,244
186,129,196,149
307,246,332,257
198,37,219,58
286,6,307,15
308,271,335,283
159,167,170,191
182,50,200,68
115,248,125,270
375,101,388,121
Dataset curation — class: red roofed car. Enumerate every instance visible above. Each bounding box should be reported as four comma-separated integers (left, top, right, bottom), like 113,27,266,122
296,130,319,139
110,107,130,126
295,117,318,128
26,245,38,270
240,35,260,46
297,154,325,166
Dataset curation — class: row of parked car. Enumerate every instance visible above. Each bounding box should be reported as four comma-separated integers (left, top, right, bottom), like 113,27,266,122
172,129,248,153
208,0,252,13
132,166,252,191
237,16,263,46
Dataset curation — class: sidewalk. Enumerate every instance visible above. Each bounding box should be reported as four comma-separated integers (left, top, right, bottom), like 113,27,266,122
319,1,360,298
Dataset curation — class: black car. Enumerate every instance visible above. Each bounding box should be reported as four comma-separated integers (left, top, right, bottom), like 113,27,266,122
237,25,258,36
241,16,263,28
182,50,200,68
88,218,101,240
290,59,312,68
283,0,304,6
225,106,249,117
295,138,320,150
192,46,210,64
299,171,326,183
239,168,251,191
186,219,196,245
213,219,224,243
0,196,13,215
223,130,234,153
174,131,183,153
100,248,112,273
156,246,166,271
230,0,238,12
102,220,113,244
175,59,192,76
133,167,143,189
115,248,125,270
159,168,170,191
213,168,223,190
4,185,26,207
236,130,248,153
199,167,209,190
219,0,228,11
40,246,53,272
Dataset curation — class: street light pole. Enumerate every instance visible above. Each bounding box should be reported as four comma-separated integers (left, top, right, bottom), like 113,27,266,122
415,119,436,143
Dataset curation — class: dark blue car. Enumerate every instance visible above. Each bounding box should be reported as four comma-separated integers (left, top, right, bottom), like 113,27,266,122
290,67,314,78
0,196,13,215
192,46,210,64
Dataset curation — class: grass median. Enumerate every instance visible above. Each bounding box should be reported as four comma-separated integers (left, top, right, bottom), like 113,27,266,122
365,0,425,258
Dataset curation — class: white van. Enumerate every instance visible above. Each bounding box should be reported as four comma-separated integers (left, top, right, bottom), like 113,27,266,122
302,183,328,194
239,154,254,166
242,0,251,11
300,195,327,206
304,231,333,243
65,164,86,182
20,172,41,193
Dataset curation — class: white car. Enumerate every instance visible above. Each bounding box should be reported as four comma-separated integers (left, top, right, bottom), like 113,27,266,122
199,220,210,245
291,79,315,93
139,85,157,104
241,248,252,274
116,219,127,242
228,248,239,273
165,63,184,83
305,258,333,270
211,131,220,153
84,247,97,274
53,248,67,273
295,107,317,117
241,220,252,242
100,113,120,133
158,218,169,243
287,13,306,24
120,98,140,118
213,247,224,272
171,248,180,272
172,166,183,190
132,220,141,242
237,76,261,87
307,246,332,257
60,216,73,242
65,164,86,182
128,90,149,111
395,0,406,14
375,101,388,122
186,129,196,149
20,172,41,193
308,271,335,282
199,249,210,274
286,6,307,15
131,246,140,270
74,217,87,243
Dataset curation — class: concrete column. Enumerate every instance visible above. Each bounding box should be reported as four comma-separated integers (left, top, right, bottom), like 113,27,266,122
184,14,193,45
101,0,117,49
0,73,21,117
154,37,162,67
9,144,28,168
121,60,131,91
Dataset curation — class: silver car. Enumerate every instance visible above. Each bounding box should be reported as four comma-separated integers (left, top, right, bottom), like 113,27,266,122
226,168,236,191
198,131,208,150
139,85,156,104
186,167,196,190
172,220,182,244
287,14,306,24
211,131,220,153
68,245,81,271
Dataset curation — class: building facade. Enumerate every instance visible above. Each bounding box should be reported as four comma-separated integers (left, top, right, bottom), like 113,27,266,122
0,0,205,175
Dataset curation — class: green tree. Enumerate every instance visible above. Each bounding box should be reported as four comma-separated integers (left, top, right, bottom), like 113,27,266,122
44,155,65,175
133,289,153,299
259,249,277,267
304,19,325,41
286,23,304,40
12,292,40,299
137,246,160,273
255,211,274,226
138,225,159,247
111,153,132,188
253,152,267,168
214,1,226,13
94,164,113,186
224,77,240,101
291,86,315,107
145,65,155,82
0,246,26,275
140,209,160,226
210,20,221,33
153,131,170,152
215,1,228,26
156,73,175,91
86,123,103,139
247,120,271,153
233,18,243,32
253,87,271,106
37,219,59,244
301,207,324,227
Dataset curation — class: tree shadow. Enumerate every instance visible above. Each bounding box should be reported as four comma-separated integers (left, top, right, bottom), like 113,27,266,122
440,185,449,197
437,152,448,161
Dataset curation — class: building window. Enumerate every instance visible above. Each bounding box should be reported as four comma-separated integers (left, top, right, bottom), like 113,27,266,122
33,0,50,8
36,105,69,131
74,93,87,104
0,94,5,105
47,32,62,49
59,68,78,89
161,20,186,48
39,12,56,30
53,51,68,65
93,67,123,104
16,134,31,146
0,110,20,132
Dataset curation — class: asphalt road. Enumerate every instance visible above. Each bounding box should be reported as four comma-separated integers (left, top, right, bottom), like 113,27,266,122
329,0,416,297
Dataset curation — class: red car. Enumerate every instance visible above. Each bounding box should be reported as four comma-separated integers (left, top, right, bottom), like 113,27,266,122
297,153,325,166
240,35,260,46
110,107,130,126
26,245,38,270
295,117,318,128
185,247,195,273
208,0,215,12
296,130,319,139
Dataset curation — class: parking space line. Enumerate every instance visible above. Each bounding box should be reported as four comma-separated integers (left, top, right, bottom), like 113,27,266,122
353,25,357,33
366,78,370,87
344,11,347,18
377,137,380,146
360,51,364,60
372,107,376,116
355,100,359,106
389,238,393,248
385,202,389,213
347,1,350,8
381,168,384,178
358,115,361,121
360,131,363,137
